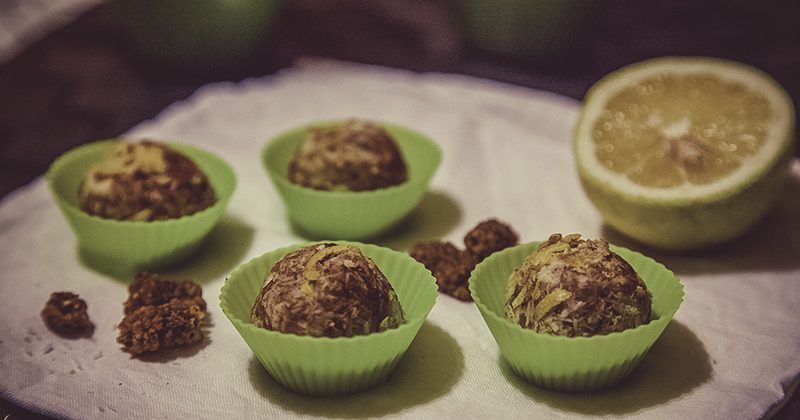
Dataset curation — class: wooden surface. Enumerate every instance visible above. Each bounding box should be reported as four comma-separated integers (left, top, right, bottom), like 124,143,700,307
0,1,798,418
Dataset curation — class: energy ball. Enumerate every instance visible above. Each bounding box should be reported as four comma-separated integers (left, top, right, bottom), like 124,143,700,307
288,119,408,191
505,234,652,337
409,241,477,301
41,292,93,336
79,140,215,221
250,243,406,337
464,218,519,261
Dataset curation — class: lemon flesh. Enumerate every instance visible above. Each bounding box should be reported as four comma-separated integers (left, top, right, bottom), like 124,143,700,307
575,57,795,250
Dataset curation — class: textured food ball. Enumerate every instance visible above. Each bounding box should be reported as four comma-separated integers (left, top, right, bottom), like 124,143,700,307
41,292,93,335
79,140,216,221
505,233,652,337
463,218,519,261
288,119,408,191
409,241,477,301
250,243,406,337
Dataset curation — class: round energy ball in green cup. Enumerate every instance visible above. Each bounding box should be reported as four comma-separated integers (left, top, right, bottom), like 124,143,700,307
287,120,409,193
470,237,683,392
262,120,441,240
250,243,405,337
506,234,652,337
46,139,236,270
220,241,438,396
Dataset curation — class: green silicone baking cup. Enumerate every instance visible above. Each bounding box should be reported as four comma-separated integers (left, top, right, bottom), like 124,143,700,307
46,139,236,270
219,241,438,396
469,241,684,392
262,122,442,240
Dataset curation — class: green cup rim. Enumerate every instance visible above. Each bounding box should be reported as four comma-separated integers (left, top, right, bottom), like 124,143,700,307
261,120,442,198
469,241,684,343
46,139,237,227
220,240,438,344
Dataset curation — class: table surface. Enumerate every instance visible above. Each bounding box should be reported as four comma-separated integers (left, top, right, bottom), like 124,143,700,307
0,1,798,418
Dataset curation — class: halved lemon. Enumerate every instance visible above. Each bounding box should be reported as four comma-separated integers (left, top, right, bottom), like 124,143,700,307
574,57,795,250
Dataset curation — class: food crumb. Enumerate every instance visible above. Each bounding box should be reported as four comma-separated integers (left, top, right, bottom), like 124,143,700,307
410,218,519,301
123,272,205,315
41,292,94,337
463,219,519,261
117,273,207,355
409,241,476,301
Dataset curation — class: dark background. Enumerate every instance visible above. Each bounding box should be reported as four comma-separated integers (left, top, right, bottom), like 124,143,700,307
0,0,798,418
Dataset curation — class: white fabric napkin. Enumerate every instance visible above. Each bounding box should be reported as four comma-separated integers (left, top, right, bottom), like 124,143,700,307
1,61,798,419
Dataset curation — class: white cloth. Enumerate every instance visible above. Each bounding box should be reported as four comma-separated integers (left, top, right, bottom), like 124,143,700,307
1,61,798,419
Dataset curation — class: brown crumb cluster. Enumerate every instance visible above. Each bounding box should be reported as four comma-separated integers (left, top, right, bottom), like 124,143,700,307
410,242,477,301
117,302,206,355
117,272,207,355
41,292,93,336
464,219,520,261
123,272,206,315
410,219,519,301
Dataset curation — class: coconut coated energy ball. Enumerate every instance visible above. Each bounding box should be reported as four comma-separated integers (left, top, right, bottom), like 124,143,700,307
250,243,405,337
79,140,215,221
287,119,408,191
505,234,652,337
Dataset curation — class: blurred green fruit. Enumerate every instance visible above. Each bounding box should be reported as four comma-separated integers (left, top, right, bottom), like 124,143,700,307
112,0,282,68
453,0,596,57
